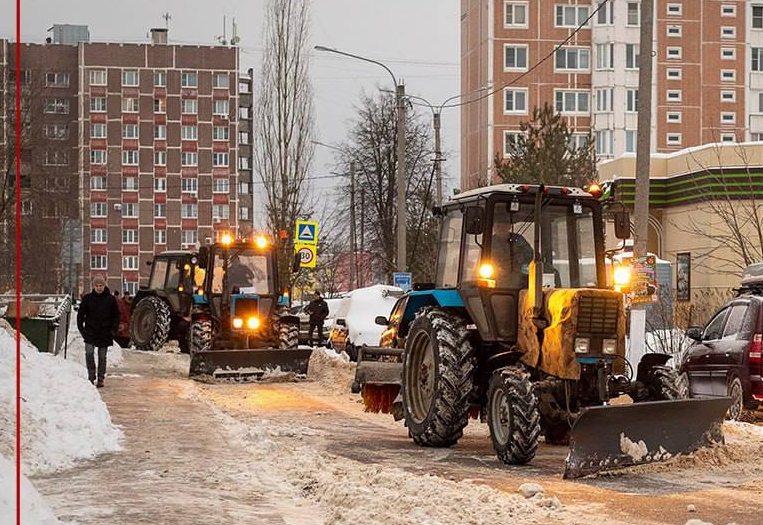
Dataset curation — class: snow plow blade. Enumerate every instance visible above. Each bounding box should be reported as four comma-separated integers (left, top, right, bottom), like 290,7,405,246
354,346,403,413
189,348,314,380
563,397,731,479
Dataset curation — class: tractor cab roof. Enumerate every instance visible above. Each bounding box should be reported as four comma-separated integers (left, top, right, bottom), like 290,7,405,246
155,250,196,258
451,183,595,204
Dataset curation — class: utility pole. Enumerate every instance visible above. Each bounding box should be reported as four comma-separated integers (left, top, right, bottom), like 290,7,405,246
360,189,365,287
433,112,443,207
396,83,407,272
349,161,357,291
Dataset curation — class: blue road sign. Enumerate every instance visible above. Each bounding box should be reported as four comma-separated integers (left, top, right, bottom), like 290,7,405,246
295,221,318,245
393,272,413,292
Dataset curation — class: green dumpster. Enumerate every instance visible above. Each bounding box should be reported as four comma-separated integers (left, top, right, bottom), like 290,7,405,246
1,295,72,354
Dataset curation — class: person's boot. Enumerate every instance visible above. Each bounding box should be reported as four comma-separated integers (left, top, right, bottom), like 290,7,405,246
96,379,104,388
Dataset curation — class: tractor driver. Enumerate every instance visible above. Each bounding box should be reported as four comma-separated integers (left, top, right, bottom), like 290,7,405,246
491,228,534,289
227,254,255,291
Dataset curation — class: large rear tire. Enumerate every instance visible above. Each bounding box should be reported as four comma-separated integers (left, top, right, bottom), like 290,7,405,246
402,307,476,448
130,296,170,351
486,366,541,465
189,320,212,355
642,365,688,400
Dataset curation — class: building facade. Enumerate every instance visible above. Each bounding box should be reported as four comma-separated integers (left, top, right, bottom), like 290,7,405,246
1,27,254,295
461,0,759,190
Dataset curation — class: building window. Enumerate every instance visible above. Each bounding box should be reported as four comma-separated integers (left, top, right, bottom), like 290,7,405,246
626,44,640,69
122,150,139,165
91,123,106,139
213,179,230,193
89,69,106,86
214,127,230,141
154,204,166,218
90,150,107,165
44,124,69,140
239,182,249,194
122,203,137,218
755,5,763,28
567,134,589,152
213,100,230,116
595,88,613,112
122,256,138,270
504,1,528,27
181,230,198,247
666,111,682,123
626,2,640,25
213,73,230,88
239,107,250,119
238,131,249,144
721,69,737,81
154,229,167,245
89,97,106,112
625,130,636,154
721,133,736,142
666,25,681,37
90,202,107,218
239,156,250,170
757,92,763,113
721,90,736,102
554,90,589,114
666,67,682,80
154,151,167,167
595,129,614,156
44,151,68,166
154,98,166,114
123,124,139,139
154,125,167,140
122,230,138,244
596,43,614,70
181,178,198,193
122,70,139,86
122,177,138,191
753,48,763,72
626,89,638,112
596,0,614,24
90,176,107,190
721,47,737,60
212,205,230,220
45,72,70,88
667,3,682,16
213,152,230,167
91,229,107,244
181,72,198,87
182,99,198,114
154,178,167,192
181,152,198,166
666,133,682,145
666,90,682,102
721,4,736,17
555,48,590,71
123,282,139,296
122,98,139,113
721,111,736,124
721,26,737,39
555,5,589,27
666,47,682,59
239,80,251,93
504,88,528,114
181,125,198,141
154,71,166,87
504,45,528,71
91,256,107,270
19,201,32,216
181,203,198,219
239,207,250,221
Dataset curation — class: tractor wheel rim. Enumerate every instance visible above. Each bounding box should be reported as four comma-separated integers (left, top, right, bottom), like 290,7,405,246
729,381,743,420
136,308,156,342
407,330,435,424
490,387,511,445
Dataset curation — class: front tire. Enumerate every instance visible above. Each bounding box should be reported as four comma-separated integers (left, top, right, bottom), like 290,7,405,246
278,321,299,349
402,307,476,448
189,320,213,355
130,296,170,351
486,367,541,465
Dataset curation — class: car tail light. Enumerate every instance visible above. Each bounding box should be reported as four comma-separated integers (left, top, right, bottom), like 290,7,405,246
750,333,762,373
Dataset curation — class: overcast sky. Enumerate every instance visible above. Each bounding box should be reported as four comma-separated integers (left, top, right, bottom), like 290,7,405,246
1,0,461,214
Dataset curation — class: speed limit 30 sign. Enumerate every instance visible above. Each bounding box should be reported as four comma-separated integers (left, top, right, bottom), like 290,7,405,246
294,244,317,268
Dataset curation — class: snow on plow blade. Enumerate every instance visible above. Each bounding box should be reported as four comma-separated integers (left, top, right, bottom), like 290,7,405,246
563,397,731,479
189,348,314,380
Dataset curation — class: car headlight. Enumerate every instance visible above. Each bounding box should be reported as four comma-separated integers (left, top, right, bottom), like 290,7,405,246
575,338,590,353
603,338,618,354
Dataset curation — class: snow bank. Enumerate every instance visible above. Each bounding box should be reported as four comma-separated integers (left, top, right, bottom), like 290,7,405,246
0,454,64,525
307,347,355,394
337,285,401,347
0,319,122,475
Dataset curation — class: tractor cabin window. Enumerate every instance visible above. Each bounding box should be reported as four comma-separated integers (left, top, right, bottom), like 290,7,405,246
149,260,168,289
211,249,270,295
435,209,463,288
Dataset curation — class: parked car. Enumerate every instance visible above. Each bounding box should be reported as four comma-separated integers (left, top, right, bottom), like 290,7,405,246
680,265,763,419
328,285,403,360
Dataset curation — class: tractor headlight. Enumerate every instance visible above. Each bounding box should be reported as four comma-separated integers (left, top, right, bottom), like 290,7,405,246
479,263,494,279
255,236,269,249
613,265,631,292
603,339,618,355
247,317,260,330
232,317,244,329
575,338,590,353
221,233,233,246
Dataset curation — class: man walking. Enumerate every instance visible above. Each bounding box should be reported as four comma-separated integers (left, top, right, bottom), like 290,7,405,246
77,276,120,387
305,290,329,346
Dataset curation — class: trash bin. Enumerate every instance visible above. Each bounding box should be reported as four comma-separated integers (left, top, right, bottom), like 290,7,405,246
1,295,72,354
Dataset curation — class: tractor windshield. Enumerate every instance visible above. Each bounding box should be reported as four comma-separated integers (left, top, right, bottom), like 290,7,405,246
211,249,271,295
490,200,598,289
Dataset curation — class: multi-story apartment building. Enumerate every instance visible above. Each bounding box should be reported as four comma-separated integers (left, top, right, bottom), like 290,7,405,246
461,0,757,190
237,68,255,232
1,26,254,295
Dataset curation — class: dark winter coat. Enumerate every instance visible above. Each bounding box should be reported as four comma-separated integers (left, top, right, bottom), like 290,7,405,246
77,287,120,347
306,297,329,324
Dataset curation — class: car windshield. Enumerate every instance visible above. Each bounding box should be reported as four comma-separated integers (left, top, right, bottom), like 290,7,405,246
489,200,598,289
211,248,270,295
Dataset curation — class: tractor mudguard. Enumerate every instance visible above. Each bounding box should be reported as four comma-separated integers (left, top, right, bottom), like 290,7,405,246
277,314,300,325
401,289,465,322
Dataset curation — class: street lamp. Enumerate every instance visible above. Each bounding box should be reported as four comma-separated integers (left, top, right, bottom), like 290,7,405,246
314,45,407,273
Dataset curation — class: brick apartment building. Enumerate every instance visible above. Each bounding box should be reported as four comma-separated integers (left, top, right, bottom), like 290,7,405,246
461,0,760,190
1,26,255,295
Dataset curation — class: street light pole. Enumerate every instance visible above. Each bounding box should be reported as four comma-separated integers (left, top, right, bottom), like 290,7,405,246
433,112,442,207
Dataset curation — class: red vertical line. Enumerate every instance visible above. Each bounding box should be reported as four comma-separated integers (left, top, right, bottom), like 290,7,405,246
14,0,22,524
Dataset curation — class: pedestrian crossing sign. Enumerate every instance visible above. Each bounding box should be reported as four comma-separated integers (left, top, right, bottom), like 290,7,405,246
295,220,318,245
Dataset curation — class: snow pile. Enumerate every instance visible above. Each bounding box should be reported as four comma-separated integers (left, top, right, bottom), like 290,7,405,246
307,347,355,394
0,454,64,525
0,319,122,475
333,285,401,346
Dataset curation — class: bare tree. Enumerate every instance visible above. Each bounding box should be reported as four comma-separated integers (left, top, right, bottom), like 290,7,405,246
253,0,315,284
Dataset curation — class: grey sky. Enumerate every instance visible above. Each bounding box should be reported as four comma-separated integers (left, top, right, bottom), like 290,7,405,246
1,0,461,212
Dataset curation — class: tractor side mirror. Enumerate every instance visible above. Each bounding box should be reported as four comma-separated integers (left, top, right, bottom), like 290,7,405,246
198,246,209,268
614,209,631,240
464,206,484,235
375,316,388,326
336,318,346,327
686,327,703,341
